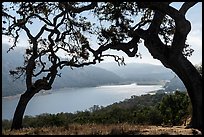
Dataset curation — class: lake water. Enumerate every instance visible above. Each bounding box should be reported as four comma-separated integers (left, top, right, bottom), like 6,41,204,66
2,83,163,120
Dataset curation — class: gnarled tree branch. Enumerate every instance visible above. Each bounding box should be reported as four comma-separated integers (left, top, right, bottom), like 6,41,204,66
179,2,198,16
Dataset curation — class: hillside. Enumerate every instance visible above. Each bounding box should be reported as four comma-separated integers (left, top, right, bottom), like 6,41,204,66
2,44,26,96
52,66,124,89
163,76,186,92
2,44,123,97
96,62,175,84
96,62,187,92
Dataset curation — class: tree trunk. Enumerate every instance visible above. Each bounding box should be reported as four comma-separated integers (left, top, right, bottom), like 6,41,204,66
166,55,202,130
11,89,37,130
142,31,202,131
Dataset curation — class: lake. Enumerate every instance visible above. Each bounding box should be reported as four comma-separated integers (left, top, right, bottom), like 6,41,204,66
2,83,163,120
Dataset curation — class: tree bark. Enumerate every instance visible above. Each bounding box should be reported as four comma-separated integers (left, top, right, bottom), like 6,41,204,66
11,89,38,130
143,35,202,130
167,55,202,130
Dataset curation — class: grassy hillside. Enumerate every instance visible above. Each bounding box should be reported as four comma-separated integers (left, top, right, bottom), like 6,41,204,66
2,124,201,135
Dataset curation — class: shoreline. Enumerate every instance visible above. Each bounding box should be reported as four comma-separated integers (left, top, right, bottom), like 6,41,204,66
2,83,164,99
2,90,53,100
2,93,22,100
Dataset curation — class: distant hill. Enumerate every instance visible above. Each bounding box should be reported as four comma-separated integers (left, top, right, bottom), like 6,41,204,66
163,76,186,92
2,44,123,97
95,62,187,92
2,44,26,96
51,66,124,89
95,62,175,84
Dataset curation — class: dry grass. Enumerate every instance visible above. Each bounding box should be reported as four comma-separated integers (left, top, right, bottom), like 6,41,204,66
2,123,202,135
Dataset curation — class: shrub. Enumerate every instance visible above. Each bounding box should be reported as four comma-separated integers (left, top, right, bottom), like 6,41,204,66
158,91,190,126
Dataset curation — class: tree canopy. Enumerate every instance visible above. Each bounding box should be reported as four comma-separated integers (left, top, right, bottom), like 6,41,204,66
2,2,196,82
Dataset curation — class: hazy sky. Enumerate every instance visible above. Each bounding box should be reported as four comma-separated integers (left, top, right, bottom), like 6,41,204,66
2,2,202,66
